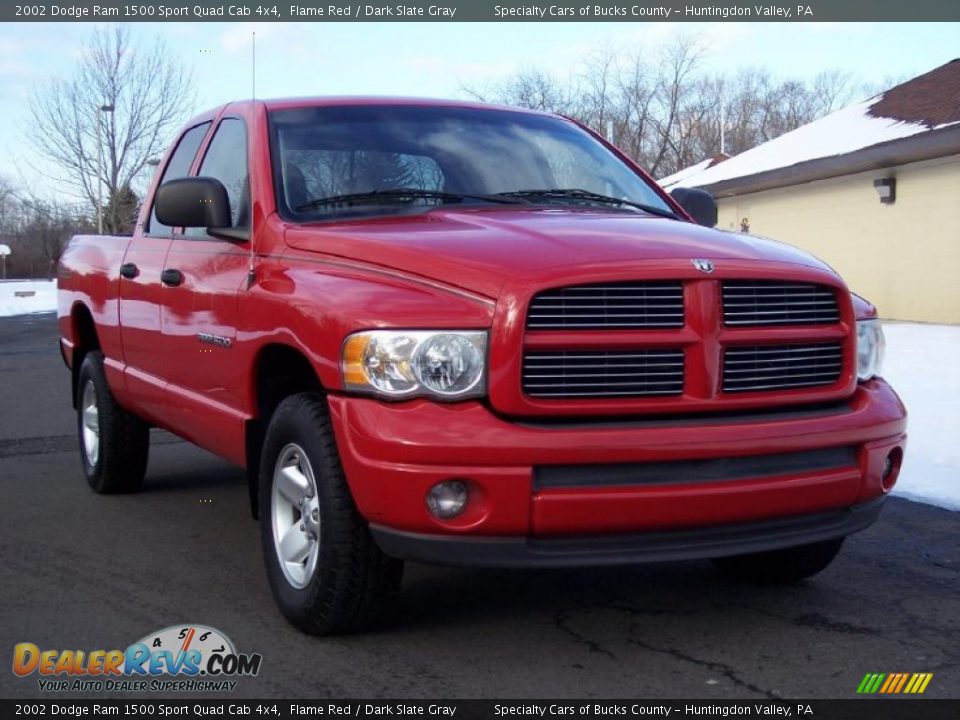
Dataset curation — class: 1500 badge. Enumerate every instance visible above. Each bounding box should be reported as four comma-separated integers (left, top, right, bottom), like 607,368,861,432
198,332,232,349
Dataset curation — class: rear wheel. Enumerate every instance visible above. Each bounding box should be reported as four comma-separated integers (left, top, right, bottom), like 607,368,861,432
712,538,845,583
77,351,150,493
258,393,403,634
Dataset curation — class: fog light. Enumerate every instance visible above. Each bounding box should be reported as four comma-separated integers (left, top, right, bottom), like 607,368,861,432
880,449,902,492
882,455,894,481
426,480,469,519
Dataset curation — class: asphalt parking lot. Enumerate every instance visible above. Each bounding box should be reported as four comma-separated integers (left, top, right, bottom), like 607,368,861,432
1,313,958,700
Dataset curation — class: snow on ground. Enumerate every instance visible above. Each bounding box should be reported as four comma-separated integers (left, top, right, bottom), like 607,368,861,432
0,280,954,509
0,280,57,317
882,322,960,511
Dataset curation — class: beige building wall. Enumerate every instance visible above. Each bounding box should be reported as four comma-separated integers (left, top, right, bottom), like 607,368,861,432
714,154,960,324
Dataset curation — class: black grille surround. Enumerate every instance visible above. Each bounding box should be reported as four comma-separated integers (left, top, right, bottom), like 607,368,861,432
522,350,685,399
722,342,843,393
520,278,848,403
722,281,839,326
527,281,684,330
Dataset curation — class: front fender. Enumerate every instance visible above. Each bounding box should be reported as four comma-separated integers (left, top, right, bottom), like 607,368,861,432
237,252,495,403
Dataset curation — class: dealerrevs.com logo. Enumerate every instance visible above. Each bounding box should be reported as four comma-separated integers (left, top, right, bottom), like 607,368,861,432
12,624,262,693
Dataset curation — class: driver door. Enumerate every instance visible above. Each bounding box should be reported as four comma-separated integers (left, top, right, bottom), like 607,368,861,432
157,117,251,461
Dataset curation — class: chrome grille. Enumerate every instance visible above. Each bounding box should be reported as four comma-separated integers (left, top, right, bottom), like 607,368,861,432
522,349,684,398
722,281,839,326
527,281,684,330
722,343,843,393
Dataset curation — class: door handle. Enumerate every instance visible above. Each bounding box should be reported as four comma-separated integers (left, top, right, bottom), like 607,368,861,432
119,263,139,280
160,269,184,287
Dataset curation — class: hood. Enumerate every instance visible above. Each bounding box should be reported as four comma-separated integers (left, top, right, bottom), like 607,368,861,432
284,208,836,298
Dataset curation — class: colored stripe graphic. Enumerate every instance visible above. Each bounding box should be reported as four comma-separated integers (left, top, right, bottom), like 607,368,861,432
879,674,898,693
857,672,932,694
857,673,885,693
907,673,934,693
893,673,910,693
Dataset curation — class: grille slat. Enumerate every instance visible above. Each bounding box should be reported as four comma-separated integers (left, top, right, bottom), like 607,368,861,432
527,281,684,330
722,346,841,356
722,281,839,326
722,342,842,393
523,350,684,399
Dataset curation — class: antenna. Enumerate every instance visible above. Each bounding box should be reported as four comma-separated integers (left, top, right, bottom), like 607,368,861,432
247,30,257,290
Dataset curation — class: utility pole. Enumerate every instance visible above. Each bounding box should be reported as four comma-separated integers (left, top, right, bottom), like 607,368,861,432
720,99,726,155
96,104,115,235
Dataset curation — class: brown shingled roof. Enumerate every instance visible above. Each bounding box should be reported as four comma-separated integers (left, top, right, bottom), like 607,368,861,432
868,59,960,128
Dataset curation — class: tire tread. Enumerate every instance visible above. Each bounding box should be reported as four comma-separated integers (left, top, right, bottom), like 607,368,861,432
78,351,149,493
259,393,402,635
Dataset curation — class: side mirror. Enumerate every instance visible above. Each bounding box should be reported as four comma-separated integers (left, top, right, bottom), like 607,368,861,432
670,187,718,228
155,177,232,231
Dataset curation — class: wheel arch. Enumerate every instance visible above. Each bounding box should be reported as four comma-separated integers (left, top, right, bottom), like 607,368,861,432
245,342,326,518
69,303,101,409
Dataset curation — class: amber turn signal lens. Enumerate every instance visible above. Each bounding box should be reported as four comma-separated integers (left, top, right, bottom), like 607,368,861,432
341,335,369,386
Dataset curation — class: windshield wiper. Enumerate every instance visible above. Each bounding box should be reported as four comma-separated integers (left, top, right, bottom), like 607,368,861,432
294,188,529,212
494,188,679,219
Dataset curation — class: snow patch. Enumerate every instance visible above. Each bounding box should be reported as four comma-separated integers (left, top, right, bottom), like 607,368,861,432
0,280,57,317
668,96,960,190
882,322,960,511
658,157,715,189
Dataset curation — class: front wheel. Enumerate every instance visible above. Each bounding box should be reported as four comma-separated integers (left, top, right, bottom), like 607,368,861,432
77,351,150,493
258,393,403,635
711,537,845,583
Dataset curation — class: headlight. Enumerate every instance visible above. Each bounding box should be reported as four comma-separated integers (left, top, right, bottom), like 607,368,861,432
342,330,487,400
856,319,885,381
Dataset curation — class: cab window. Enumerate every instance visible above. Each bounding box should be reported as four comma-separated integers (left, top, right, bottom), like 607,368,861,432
147,122,210,236
184,118,249,237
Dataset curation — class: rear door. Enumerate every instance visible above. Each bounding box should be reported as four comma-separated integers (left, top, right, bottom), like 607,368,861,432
157,117,251,460
119,121,210,421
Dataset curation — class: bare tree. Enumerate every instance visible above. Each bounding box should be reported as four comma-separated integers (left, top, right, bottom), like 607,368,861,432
576,48,618,135
28,26,194,234
0,177,94,279
462,68,575,115
613,53,657,165
646,35,706,177
460,34,866,180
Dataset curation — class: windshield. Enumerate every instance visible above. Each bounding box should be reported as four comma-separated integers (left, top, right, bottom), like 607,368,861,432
268,104,674,220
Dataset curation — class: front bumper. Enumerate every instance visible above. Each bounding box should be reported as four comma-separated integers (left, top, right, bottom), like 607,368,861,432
371,497,886,568
327,379,907,563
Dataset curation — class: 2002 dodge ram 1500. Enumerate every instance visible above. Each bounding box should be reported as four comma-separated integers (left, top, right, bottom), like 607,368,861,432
58,98,907,634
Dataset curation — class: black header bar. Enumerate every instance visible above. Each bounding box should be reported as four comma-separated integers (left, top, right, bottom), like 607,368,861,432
2,700,959,719
3,1,959,22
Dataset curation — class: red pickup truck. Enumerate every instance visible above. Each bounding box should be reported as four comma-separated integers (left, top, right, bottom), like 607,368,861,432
58,98,906,634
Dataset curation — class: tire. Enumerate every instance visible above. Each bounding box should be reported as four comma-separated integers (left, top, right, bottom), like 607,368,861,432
712,537,845,583
258,393,404,635
76,350,150,493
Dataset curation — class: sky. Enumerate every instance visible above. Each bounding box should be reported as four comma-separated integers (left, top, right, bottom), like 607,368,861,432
0,21,957,198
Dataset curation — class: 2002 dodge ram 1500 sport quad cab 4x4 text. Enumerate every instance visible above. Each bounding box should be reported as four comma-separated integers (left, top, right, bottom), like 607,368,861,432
58,98,907,634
